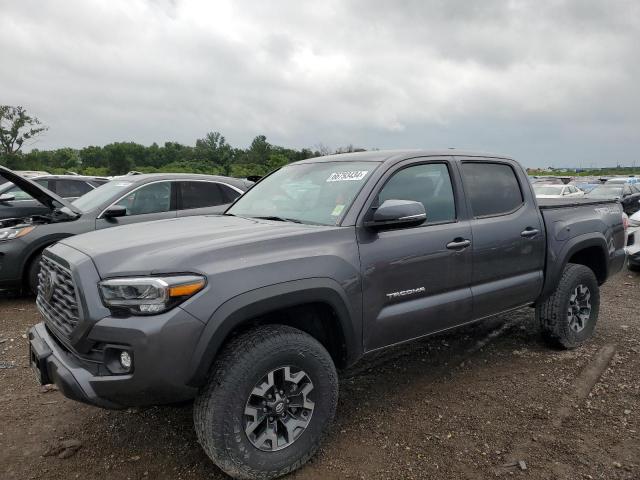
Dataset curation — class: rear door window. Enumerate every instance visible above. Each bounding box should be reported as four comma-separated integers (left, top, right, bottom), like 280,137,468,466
461,162,524,217
178,181,228,210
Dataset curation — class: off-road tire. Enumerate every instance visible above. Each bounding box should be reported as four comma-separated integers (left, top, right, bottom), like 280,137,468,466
194,325,338,480
536,263,600,349
628,262,640,272
27,253,42,296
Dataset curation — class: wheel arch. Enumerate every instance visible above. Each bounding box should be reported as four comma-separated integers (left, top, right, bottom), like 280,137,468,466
539,233,609,302
187,278,361,387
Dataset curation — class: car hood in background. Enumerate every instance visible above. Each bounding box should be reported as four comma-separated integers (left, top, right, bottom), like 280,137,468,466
0,166,81,215
60,215,335,277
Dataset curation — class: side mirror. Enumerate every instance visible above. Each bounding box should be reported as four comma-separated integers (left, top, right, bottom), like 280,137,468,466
365,199,426,229
102,205,127,218
0,193,16,202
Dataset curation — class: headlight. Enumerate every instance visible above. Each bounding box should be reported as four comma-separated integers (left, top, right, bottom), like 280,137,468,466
0,225,36,241
98,275,206,315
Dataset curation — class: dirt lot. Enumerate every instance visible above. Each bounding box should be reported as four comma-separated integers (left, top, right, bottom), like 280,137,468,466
1,270,639,480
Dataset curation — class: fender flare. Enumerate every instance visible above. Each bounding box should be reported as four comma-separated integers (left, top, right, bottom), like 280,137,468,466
539,233,609,301
186,278,360,387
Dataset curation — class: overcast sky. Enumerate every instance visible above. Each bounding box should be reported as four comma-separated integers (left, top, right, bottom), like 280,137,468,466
1,0,639,167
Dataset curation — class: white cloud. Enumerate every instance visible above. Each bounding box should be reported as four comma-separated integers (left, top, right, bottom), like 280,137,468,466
0,0,639,166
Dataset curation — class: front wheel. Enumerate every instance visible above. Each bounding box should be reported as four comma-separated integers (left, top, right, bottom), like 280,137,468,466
536,263,600,349
194,325,338,480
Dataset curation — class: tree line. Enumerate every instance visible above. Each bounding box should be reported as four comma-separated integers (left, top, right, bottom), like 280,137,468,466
0,105,365,178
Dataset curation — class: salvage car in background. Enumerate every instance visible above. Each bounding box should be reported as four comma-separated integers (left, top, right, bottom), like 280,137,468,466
627,210,640,271
0,174,109,219
0,167,252,293
533,184,585,198
585,183,640,215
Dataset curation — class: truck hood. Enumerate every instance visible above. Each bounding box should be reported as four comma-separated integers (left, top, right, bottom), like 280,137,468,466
60,215,335,277
0,166,81,215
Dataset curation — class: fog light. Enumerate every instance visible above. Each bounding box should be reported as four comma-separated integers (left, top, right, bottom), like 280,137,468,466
119,351,132,370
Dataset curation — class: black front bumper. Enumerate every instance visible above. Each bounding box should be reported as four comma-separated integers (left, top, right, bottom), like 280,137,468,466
28,322,121,408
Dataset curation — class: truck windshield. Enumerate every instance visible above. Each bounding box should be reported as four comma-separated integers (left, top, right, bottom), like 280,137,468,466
228,161,378,226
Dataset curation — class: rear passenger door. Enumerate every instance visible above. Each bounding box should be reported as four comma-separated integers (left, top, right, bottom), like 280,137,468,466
458,159,545,318
358,158,473,351
176,181,243,217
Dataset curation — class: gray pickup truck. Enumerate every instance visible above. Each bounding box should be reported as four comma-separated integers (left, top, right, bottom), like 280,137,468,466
28,150,626,479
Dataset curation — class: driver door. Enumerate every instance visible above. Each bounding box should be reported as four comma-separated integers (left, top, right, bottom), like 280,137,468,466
95,181,177,230
357,159,473,351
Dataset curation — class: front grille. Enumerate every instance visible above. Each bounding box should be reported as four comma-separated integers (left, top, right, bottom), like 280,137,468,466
36,256,80,337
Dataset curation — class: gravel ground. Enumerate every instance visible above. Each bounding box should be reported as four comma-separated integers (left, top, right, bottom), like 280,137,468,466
1,270,638,480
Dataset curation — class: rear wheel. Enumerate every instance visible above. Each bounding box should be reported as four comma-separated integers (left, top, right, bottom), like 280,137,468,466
194,325,338,480
26,253,42,295
536,263,600,349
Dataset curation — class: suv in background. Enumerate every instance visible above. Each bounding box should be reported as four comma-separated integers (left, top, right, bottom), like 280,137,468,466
0,174,109,219
0,169,253,292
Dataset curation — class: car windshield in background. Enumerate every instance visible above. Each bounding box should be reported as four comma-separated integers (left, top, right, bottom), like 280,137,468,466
588,186,623,198
71,180,131,212
534,185,563,195
228,161,378,226
606,179,629,184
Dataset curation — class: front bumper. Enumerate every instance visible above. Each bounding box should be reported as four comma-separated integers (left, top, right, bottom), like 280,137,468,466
29,306,206,409
29,322,117,407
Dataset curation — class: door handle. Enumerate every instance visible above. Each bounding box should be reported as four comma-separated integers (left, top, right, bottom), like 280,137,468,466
446,239,471,250
521,228,540,238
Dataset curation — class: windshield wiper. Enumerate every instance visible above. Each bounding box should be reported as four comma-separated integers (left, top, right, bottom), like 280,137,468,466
251,216,302,224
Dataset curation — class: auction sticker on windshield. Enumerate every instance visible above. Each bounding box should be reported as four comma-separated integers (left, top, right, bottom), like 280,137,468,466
326,171,369,182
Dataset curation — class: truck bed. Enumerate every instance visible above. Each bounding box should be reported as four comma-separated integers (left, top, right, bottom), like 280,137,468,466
536,196,626,300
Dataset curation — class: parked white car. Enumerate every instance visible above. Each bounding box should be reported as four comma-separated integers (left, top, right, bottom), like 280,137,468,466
627,210,640,271
534,184,585,199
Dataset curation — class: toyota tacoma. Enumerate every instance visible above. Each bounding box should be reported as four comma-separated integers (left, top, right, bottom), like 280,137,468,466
28,150,626,479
